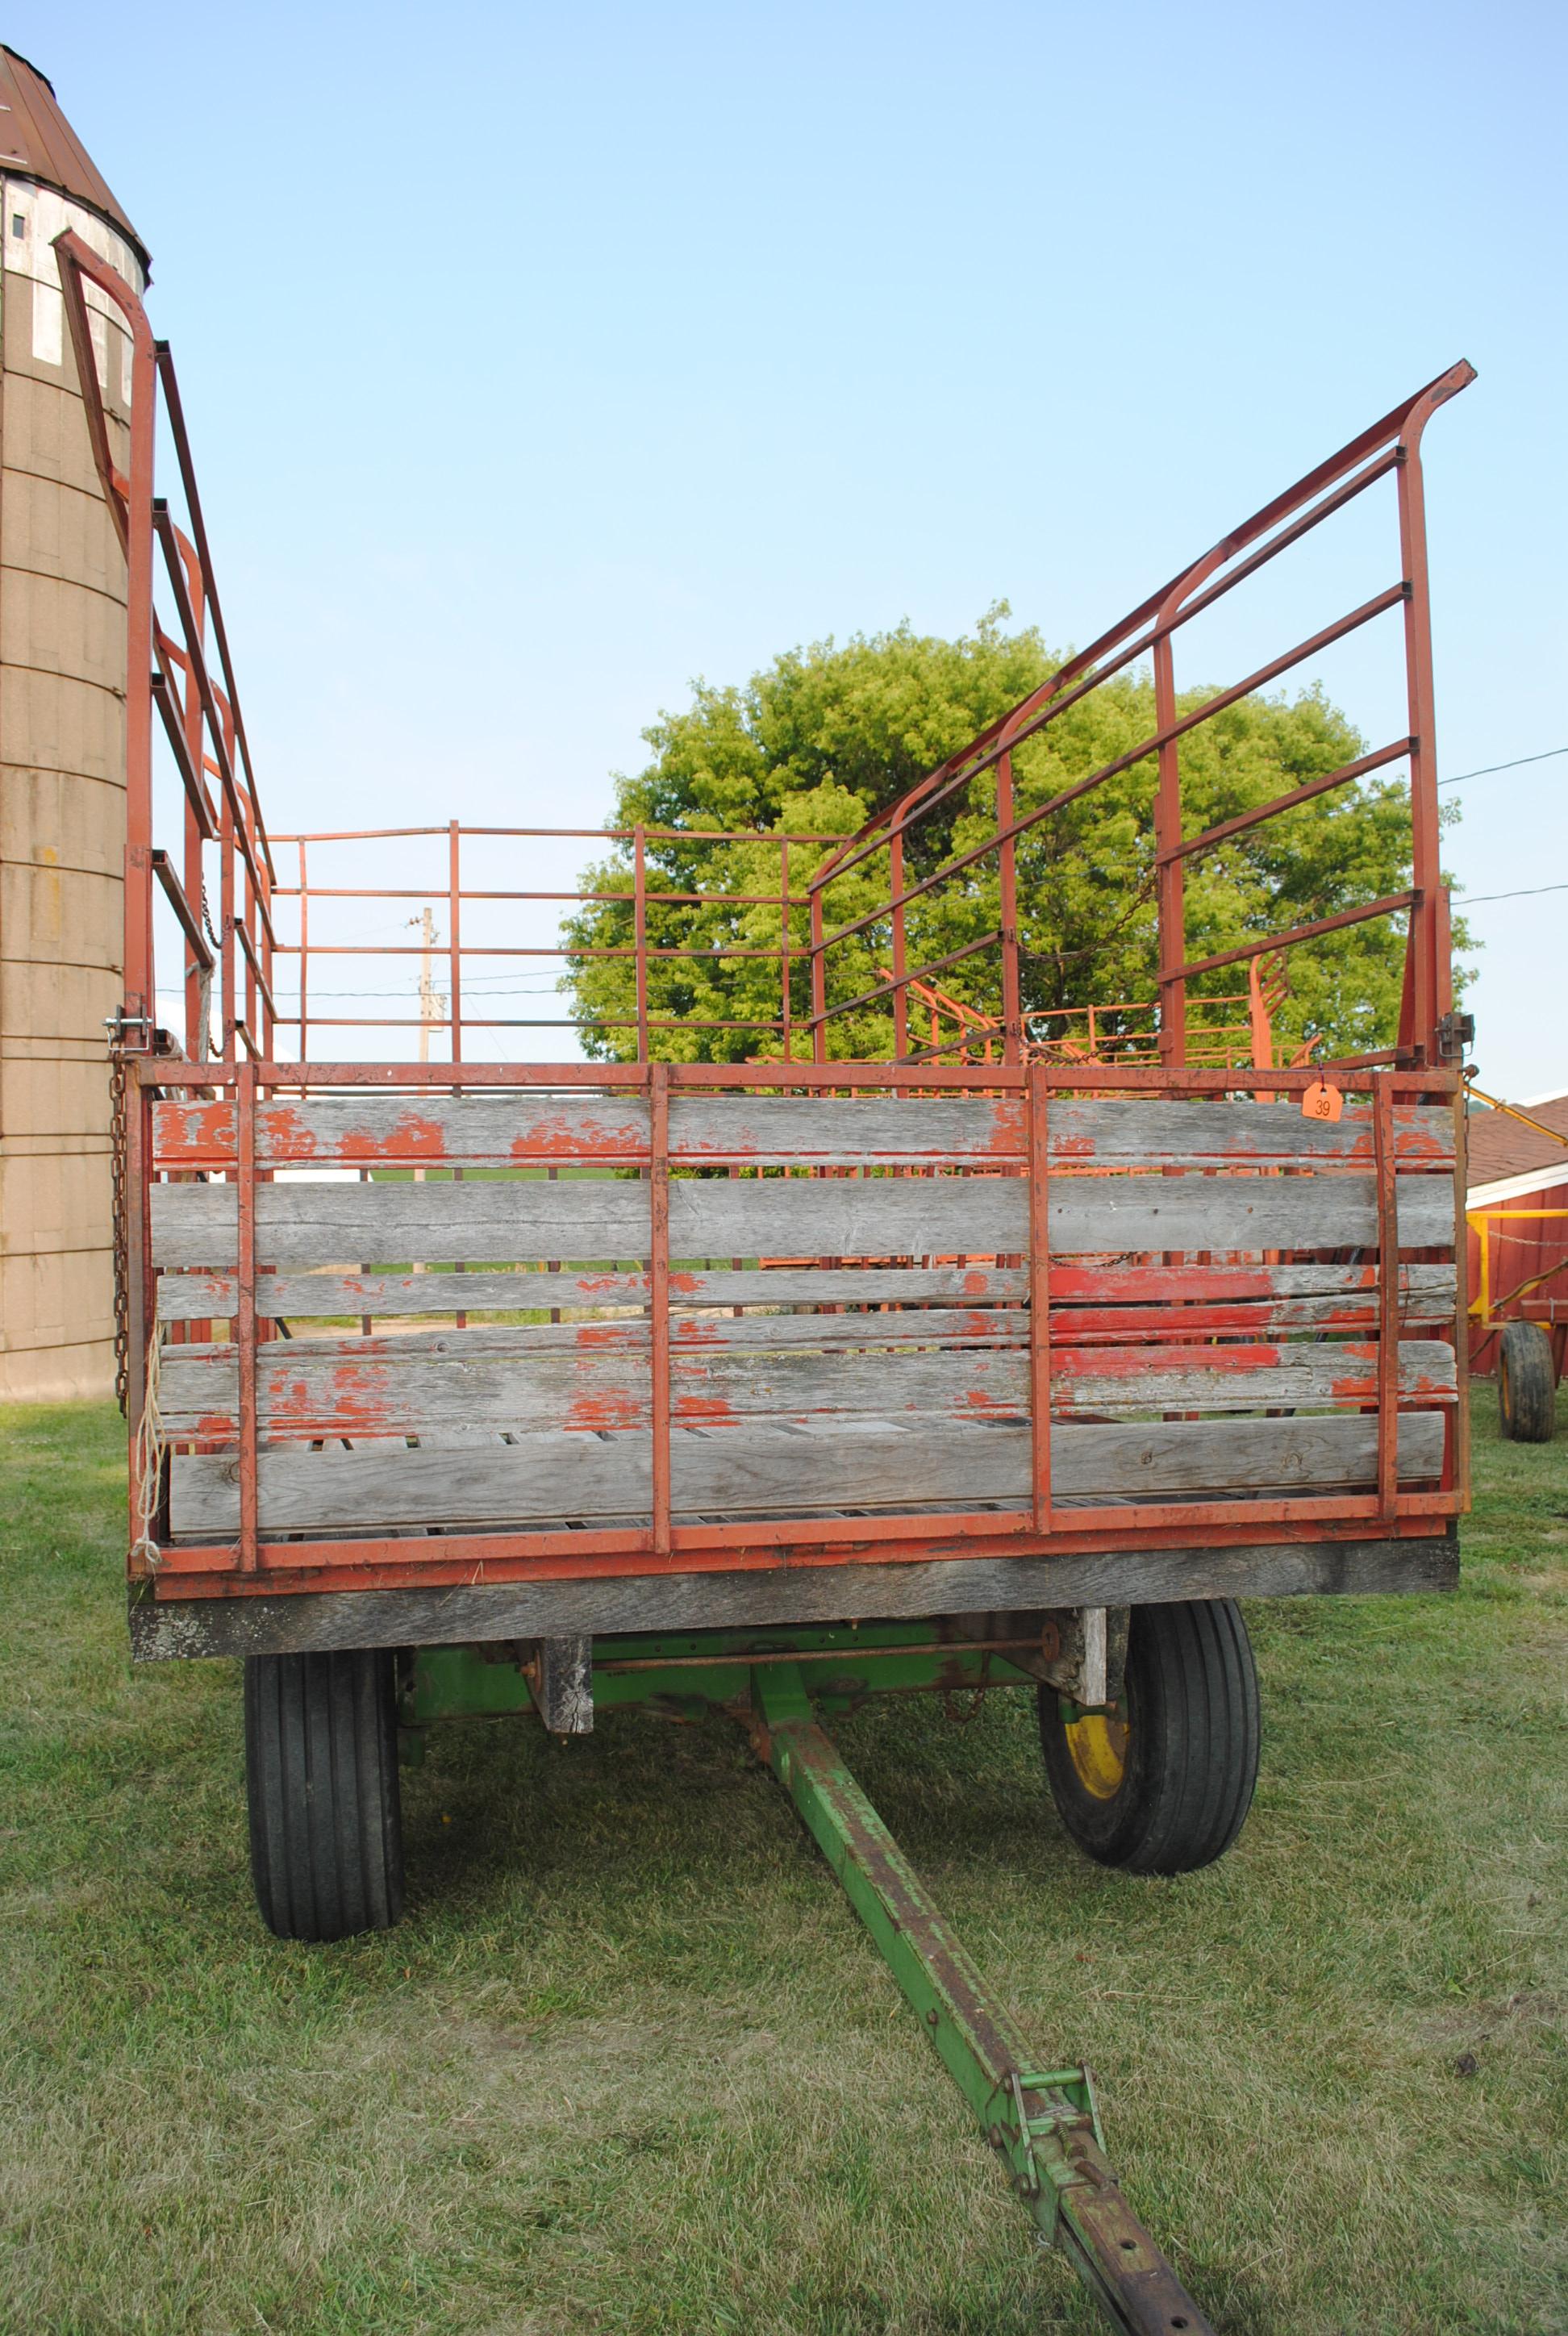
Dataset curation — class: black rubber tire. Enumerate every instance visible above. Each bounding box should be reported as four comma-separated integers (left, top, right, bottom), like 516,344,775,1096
1499,1320,1558,1443
244,1650,405,1940
1039,1600,1260,1875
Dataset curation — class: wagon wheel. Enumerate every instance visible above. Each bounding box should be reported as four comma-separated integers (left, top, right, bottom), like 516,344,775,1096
1039,1600,1260,1875
1499,1320,1558,1443
244,1650,406,1940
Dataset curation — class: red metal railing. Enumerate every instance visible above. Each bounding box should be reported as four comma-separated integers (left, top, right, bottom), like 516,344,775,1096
802,363,1475,1074
65,206,1471,1091
60,230,1469,1604
265,821,850,1062
56,231,277,1075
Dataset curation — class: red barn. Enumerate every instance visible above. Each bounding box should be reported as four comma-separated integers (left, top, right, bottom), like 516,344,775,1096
1466,1091,1568,1377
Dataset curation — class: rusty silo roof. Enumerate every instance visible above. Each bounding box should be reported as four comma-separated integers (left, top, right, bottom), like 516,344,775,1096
0,45,148,273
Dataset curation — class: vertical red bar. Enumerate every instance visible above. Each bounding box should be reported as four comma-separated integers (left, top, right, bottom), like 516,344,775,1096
1152,632,1186,1069
240,791,257,1044
1450,1082,1471,1507
256,803,274,1062
1396,438,1443,1064
633,824,649,1061
449,821,466,1325
180,569,206,1061
219,787,236,1057
1373,1076,1399,1516
123,333,158,1043
809,885,827,1066
996,752,1022,1066
448,820,463,1062
890,827,908,1063
648,1061,671,1556
124,1070,153,1559
296,840,309,1062
236,1059,260,1571
1028,1061,1052,1534
778,838,792,1061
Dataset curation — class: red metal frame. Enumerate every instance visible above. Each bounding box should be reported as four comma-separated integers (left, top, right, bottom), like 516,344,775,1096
131,1051,1462,1604
803,364,1474,1074
56,226,1470,1616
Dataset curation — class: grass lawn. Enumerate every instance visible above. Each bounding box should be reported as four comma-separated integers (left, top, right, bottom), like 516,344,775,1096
1,1393,1563,2334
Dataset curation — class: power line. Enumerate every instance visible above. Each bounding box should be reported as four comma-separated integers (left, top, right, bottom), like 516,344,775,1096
1438,745,1568,789
1460,882,1568,905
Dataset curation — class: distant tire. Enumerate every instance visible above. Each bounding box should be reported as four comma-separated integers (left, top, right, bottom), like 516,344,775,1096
1039,1600,1260,1875
244,1650,405,1941
1499,1321,1557,1443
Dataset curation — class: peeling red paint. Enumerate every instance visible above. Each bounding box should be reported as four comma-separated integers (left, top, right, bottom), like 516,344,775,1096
672,1395,741,1425
339,1111,448,1162
564,1392,644,1429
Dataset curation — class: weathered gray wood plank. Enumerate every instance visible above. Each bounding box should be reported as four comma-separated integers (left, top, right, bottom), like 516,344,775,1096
150,1169,1457,1270
152,1092,1454,1170
156,1335,1456,1437
131,1533,1457,1658
156,1258,1458,1322
131,1533,1460,1660
169,1410,1447,1536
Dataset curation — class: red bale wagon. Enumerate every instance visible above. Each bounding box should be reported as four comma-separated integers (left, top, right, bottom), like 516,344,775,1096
58,229,1475,2336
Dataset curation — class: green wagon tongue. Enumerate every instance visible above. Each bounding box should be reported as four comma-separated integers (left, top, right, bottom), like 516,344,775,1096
750,1661,1216,2336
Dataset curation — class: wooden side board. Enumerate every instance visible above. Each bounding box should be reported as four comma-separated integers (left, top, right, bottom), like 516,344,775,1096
156,1258,1460,1324
169,1410,1448,1537
150,1169,1458,1270
156,1335,1457,1437
152,1092,1457,1172
129,1530,1463,1660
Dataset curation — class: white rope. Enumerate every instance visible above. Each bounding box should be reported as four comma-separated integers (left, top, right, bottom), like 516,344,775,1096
129,1328,168,1573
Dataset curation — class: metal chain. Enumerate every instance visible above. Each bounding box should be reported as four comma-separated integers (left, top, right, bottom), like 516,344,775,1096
941,1674,990,1727
108,1045,130,1416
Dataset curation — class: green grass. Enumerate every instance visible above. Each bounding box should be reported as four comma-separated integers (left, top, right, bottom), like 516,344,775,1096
1,1396,1563,2334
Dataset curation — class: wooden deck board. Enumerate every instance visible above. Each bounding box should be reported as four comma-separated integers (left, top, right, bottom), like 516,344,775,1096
169,1410,1447,1537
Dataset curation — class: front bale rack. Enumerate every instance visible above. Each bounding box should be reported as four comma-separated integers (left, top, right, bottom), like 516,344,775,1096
57,223,1476,2331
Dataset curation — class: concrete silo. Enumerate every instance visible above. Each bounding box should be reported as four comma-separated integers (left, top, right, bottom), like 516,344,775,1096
0,47,148,1399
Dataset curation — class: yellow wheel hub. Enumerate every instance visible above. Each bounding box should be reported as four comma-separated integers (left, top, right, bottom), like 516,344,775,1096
1063,1707,1130,1800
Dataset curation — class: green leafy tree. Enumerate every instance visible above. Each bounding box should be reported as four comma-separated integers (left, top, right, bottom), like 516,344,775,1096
562,607,1469,1063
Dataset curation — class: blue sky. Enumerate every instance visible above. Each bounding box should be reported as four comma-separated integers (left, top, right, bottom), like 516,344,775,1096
18,1,1567,1091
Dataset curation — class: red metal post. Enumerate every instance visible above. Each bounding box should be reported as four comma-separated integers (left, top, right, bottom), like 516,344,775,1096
219,785,236,1058
1451,1085,1470,1503
810,883,828,1066
1028,1062,1053,1533
779,838,792,1061
1396,428,1445,1065
235,1060,260,1571
890,824,908,1062
448,820,463,1062
996,751,1022,1066
1152,631,1186,1069
177,544,207,1060
1372,1077,1399,1516
296,840,309,1061
633,825,649,1061
648,1061,671,1555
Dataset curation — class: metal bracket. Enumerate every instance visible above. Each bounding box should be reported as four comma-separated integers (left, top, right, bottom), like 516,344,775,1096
954,1608,1129,1708
103,1005,153,1049
525,1636,594,1734
1437,1008,1474,1062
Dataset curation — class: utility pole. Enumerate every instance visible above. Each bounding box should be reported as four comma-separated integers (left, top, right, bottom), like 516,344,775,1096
415,906,445,1063
409,909,447,1270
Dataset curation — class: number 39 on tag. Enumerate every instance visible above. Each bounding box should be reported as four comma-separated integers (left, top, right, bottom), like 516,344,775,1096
1300,1079,1345,1123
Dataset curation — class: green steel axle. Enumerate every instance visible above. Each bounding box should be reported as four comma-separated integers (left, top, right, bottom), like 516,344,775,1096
403,1630,1212,2334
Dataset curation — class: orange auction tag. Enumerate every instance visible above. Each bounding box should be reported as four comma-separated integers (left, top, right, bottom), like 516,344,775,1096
1301,1079,1344,1123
